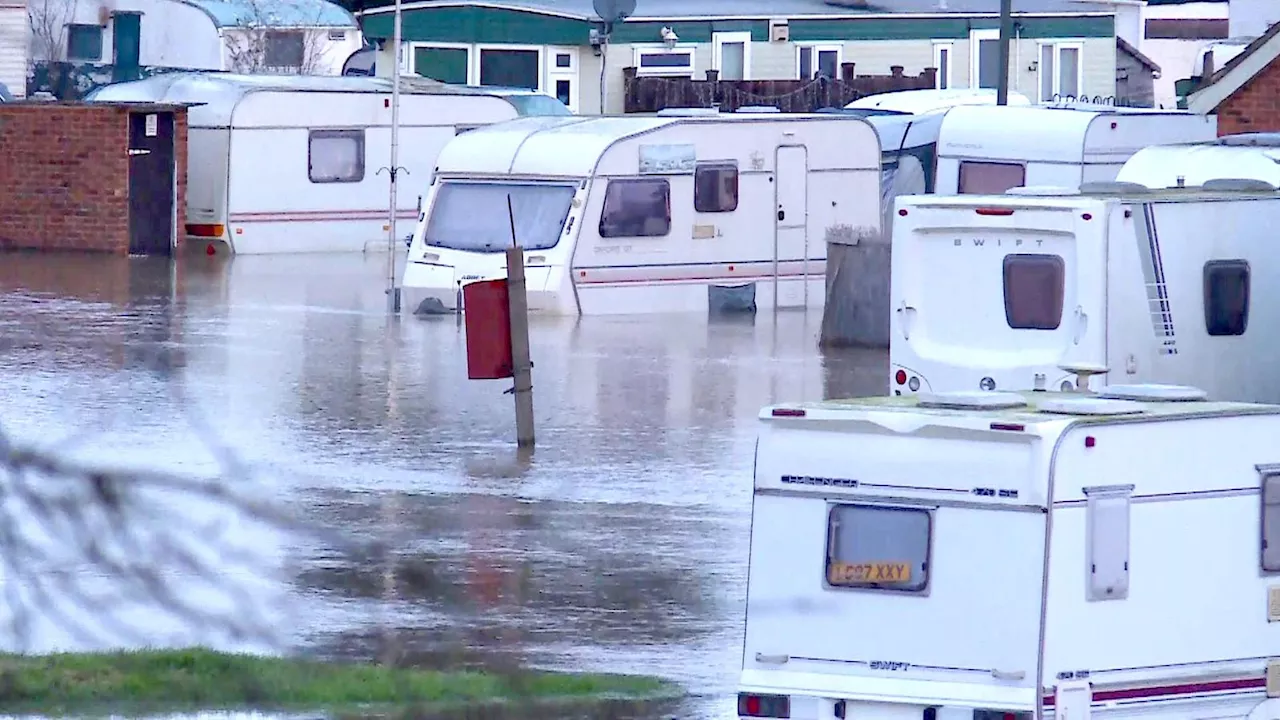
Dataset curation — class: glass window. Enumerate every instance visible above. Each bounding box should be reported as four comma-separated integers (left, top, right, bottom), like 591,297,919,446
1262,473,1280,572
719,42,745,81
978,38,1001,89
1040,44,1055,101
599,179,670,238
959,161,1026,194
694,162,738,213
1004,253,1065,330
265,31,305,69
1059,46,1081,97
308,129,365,184
66,24,103,61
1204,259,1249,336
936,46,950,89
826,504,931,593
424,182,576,253
555,52,571,68
414,46,468,84
479,49,540,89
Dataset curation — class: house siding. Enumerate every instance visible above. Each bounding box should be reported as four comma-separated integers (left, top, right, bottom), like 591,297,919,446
1215,55,1280,135
0,3,26,97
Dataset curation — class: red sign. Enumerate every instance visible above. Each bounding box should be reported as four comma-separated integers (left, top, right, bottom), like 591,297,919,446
463,279,514,380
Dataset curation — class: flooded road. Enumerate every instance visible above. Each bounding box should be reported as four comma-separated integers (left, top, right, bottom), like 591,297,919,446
0,252,888,719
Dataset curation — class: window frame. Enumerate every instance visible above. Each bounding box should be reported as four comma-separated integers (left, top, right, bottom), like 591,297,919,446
264,30,306,71
1261,469,1280,574
795,43,843,80
693,161,739,214
823,502,934,596
1002,252,1066,330
307,128,366,184
958,160,1026,195
597,177,672,239
1083,484,1133,602
712,31,752,81
65,23,104,61
1038,40,1085,102
1203,258,1250,337
632,44,697,78
932,41,953,90
476,43,544,91
970,28,1000,90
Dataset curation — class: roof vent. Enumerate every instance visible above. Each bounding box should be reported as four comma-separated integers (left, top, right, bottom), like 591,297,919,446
1202,177,1277,192
1079,180,1150,195
1097,383,1208,402
1004,185,1078,196
1038,397,1145,416
917,390,1028,410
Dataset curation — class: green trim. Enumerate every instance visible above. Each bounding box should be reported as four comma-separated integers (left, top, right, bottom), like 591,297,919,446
789,15,1113,41
968,15,1114,37
362,6,588,43
609,19,769,44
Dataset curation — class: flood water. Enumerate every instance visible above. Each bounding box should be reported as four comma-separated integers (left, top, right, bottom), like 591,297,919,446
0,252,888,720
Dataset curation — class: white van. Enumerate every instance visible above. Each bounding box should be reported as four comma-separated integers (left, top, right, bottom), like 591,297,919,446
740,382,1280,720
887,183,1280,401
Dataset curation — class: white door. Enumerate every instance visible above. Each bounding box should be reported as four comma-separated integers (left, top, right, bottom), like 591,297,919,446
546,47,579,112
773,145,809,308
1055,681,1092,720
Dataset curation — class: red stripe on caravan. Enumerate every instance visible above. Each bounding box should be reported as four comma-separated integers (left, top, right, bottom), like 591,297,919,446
577,271,822,286
228,210,419,223
1041,676,1266,706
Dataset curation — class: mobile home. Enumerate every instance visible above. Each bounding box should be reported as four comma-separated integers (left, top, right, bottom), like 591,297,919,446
401,114,882,316
887,184,1280,401
86,72,570,255
1115,133,1280,189
741,384,1280,720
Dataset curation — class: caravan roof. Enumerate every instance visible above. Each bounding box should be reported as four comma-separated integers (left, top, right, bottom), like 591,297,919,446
1115,141,1280,189
846,88,1032,114
433,113,879,178
937,104,1217,164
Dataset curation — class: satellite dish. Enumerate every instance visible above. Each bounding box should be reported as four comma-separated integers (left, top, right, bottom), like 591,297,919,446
593,0,636,24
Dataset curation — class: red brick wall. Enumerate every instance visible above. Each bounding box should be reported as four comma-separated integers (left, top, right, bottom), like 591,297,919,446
0,104,189,255
1216,55,1280,136
175,111,188,251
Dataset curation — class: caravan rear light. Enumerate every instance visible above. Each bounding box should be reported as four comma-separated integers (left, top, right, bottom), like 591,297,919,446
771,408,806,417
990,422,1025,432
895,369,907,385
186,223,225,237
975,208,1015,216
738,693,790,718
1082,213,1093,220
898,208,908,216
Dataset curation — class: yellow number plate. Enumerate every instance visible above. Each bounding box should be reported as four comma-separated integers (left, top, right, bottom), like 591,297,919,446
828,561,912,585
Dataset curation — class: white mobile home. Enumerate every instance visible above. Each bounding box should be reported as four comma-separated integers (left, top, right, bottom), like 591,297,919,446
87,72,570,255
740,384,1280,720
1116,133,1280,189
887,184,1280,401
401,114,881,316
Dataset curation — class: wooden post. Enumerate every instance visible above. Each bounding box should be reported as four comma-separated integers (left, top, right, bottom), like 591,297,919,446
505,197,534,448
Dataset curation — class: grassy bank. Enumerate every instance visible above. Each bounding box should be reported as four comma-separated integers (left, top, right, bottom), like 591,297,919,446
0,648,678,717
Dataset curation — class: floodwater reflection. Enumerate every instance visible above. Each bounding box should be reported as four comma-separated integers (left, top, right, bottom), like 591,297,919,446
0,252,888,719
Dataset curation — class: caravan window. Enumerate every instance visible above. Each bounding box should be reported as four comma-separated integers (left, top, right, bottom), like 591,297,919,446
1004,254,1065,330
825,504,931,593
1204,259,1249,336
694,162,738,213
1262,472,1280,572
424,182,576,253
599,179,671,238
959,161,1025,194
308,129,365,184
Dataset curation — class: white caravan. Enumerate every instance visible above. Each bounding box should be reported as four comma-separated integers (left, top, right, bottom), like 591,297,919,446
845,88,1032,114
87,72,569,255
888,184,1280,401
740,383,1280,720
401,114,882,316
1116,133,1280,189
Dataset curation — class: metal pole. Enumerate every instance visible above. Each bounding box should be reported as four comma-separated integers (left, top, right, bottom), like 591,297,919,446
385,0,403,314
506,197,534,447
996,0,1014,105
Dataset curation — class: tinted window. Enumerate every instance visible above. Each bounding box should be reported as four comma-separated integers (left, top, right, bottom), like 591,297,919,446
599,179,670,238
959,161,1026,194
694,162,738,213
826,504,931,593
1004,253,1065,330
1204,259,1249,336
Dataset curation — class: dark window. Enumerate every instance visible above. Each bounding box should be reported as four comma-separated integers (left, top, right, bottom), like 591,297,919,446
479,48,539,89
555,79,571,106
639,53,693,69
599,179,670,238
826,504,931,593
694,162,738,213
414,46,468,83
959,161,1026,194
1261,472,1280,572
1204,259,1249,336
265,31,305,69
308,129,365,183
555,52,571,68
66,24,103,61
1003,253,1065,330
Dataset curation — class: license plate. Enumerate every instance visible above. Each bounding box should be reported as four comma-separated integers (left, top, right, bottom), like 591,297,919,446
828,561,911,585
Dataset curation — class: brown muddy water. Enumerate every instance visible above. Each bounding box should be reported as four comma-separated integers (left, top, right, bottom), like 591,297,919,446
0,251,888,720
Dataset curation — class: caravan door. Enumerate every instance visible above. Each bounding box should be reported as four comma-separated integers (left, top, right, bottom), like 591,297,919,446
773,145,809,309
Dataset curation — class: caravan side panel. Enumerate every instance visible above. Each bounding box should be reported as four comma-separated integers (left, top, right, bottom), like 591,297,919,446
184,127,231,245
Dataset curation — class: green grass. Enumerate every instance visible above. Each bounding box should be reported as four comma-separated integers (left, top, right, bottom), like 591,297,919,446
0,647,678,717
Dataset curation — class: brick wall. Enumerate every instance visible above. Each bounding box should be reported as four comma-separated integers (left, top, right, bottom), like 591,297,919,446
0,103,188,254
1216,55,1280,135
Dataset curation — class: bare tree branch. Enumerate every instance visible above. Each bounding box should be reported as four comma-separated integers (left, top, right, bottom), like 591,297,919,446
28,0,78,65
222,0,333,75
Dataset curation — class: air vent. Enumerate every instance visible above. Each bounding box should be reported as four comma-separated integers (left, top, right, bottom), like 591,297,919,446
1080,180,1150,194
1038,397,1145,416
1097,384,1207,402
1004,185,1078,196
917,391,1028,410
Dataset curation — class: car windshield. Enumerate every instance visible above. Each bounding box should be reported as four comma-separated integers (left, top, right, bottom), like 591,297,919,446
424,181,577,253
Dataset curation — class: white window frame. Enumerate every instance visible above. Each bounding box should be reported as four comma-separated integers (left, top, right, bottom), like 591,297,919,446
795,43,843,80
407,41,470,80
473,43,545,91
932,41,953,90
632,44,697,78
1038,40,1085,102
712,31,752,80
547,45,579,113
969,28,1000,90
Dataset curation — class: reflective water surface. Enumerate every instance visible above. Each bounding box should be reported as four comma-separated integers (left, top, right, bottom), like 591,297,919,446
0,252,888,720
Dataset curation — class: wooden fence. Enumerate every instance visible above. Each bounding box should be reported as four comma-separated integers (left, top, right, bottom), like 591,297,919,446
622,63,938,114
